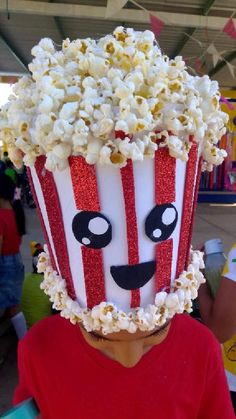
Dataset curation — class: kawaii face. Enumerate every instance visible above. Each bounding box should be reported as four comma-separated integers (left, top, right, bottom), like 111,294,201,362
72,203,178,291
29,146,199,313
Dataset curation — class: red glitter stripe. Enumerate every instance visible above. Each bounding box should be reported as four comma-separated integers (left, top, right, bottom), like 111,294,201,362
69,156,106,306
82,247,106,308
155,148,176,204
120,160,140,308
27,167,57,272
186,154,202,264
155,239,173,293
176,144,198,277
69,156,100,211
35,156,76,299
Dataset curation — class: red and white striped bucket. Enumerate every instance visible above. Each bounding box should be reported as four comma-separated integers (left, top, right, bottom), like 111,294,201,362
28,145,201,313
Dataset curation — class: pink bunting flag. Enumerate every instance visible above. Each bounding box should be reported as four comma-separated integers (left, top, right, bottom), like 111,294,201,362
195,59,202,72
220,95,234,111
8,76,16,85
223,18,236,40
150,14,165,37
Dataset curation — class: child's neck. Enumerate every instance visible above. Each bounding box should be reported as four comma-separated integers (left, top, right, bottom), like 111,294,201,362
80,321,171,368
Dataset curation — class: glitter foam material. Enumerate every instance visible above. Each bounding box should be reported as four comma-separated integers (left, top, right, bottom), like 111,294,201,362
156,239,173,293
82,247,106,308
176,144,198,277
69,156,100,212
35,156,75,298
120,160,140,308
27,167,57,272
155,149,176,205
187,157,202,264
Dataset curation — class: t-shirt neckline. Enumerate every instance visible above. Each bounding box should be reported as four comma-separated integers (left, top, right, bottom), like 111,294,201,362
75,314,179,373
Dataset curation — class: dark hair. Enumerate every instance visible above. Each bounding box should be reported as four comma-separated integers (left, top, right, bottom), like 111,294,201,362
3,151,8,157
12,200,26,236
5,159,14,169
0,173,15,201
32,246,44,273
0,174,26,236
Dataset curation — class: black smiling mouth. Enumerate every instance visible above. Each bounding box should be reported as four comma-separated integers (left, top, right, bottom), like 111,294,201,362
110,261,156,290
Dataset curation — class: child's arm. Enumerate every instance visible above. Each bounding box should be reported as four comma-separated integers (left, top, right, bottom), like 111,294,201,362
198,245,236,343
198,277,236,342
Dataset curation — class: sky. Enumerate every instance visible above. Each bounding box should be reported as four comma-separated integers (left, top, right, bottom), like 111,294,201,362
0,83,13,107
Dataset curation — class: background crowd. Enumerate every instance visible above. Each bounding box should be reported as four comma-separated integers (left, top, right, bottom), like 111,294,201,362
0,153,52,361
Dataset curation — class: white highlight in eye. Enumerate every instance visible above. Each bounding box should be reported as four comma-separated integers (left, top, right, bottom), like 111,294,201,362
162,208,176,225
88,217,108,235
82,237,91,245
153,228,162,238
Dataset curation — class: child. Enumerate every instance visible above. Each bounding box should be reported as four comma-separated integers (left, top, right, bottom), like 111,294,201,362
199,243,236,413
0,174,27,339
1,27,234,418
21,242,52,328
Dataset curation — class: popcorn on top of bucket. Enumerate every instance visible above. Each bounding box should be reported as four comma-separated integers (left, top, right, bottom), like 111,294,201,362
0,26,228,172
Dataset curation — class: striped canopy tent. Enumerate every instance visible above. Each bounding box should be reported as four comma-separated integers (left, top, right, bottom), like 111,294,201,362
0,0,235,88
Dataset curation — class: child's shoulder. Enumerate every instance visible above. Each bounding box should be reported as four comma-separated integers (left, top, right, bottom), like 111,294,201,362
0,208,14,222
21,314,72,350
174,314,219,347
0,208,12,215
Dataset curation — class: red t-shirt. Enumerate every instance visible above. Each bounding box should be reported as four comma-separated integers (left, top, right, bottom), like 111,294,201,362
14,314,235,419
0,208,21,255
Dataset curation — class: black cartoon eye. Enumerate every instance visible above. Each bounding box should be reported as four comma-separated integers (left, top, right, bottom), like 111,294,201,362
72,211,112,249
145,204,178,242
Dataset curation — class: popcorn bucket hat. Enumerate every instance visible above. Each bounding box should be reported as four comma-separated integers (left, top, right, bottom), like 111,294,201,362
0,27,228,334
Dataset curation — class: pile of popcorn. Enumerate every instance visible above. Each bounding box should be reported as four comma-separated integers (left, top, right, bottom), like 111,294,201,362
38,245,205,334
0,26,228,172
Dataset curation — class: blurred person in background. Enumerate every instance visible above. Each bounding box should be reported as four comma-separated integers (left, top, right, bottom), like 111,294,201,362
21,242,52,329
2,150,9,162
0,159,6,175
198,244,236,413
4,158,17,184
21,166,36,209
0,173,27,340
